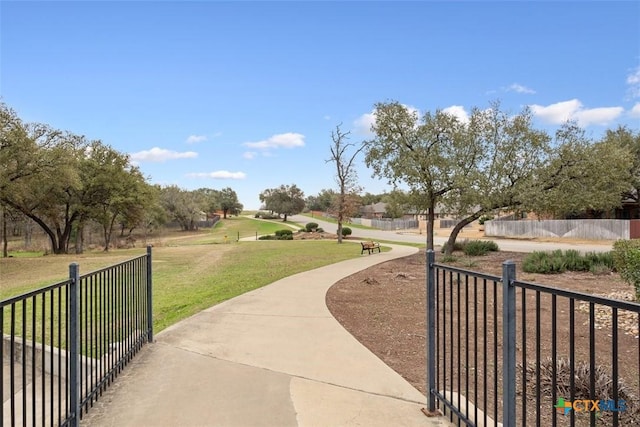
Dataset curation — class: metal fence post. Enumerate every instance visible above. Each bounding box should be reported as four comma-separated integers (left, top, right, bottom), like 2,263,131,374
502,260,517,427
427,249,437,411
69,263,80,427
146,245,154,343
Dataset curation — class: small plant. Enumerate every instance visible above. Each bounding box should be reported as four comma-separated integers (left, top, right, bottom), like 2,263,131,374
258,235,275,240
463,240,499,256
305,222,319,232
589,262,612,276
441,255,458,263
460,259,478,268
341,227,352,237
275,229,293,237
317,227,324,232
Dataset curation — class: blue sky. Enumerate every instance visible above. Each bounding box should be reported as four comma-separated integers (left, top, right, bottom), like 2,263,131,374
2,1,639,209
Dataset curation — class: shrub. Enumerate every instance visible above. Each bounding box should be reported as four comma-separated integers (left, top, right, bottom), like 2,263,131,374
441,239,468,253
305,222,319,232
584,251,615,270
612,239,640,300
258,235,275,240
563,249,589,271
275,229,293,237
522,251,566,274
522,249,615,275
463,240,499,256
341,227,352,237
441,255,458,263
589,262,612,276
317,227,324,233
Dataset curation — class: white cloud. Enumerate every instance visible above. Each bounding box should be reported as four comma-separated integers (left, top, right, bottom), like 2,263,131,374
130,147,198,163
187,170,247,180
530,99,623,127
442,105,469,123
353,111,376,136
627,67,640,98
243,151,258,160
243,132,305,150
506,83,536,94
186,134,207,144
630,103,640,118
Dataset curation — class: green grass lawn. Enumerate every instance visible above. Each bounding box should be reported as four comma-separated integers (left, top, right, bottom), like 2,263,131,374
1,216,366,333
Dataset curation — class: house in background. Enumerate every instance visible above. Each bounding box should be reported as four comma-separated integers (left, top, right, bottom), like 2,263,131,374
359,202,449,220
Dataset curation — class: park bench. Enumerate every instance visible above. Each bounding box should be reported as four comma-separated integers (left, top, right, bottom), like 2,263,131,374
360,241,381,255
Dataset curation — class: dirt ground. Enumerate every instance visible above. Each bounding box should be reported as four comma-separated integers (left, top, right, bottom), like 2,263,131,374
326,248,640,425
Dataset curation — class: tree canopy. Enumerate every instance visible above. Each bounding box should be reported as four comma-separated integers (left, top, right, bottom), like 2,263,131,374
259,184,305,222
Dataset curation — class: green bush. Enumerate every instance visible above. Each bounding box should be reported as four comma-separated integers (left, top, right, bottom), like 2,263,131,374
341,227,352,237
522,250,615,275
522,251,566,274
441,239,468,253
305,222,319,232
612,239,640,300
259,230,293,240
317,227,324,233
584,251,615,270
563,249,589,271
463,240,499,256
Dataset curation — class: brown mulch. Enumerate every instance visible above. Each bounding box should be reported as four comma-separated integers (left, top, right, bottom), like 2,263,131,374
326,249,640,425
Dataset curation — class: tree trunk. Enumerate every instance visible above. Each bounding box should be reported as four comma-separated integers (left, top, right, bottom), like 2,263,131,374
2,207,7,258
426,207,435,250
75,222,84,254
283,213,288,222
444,211,484,255
337,221,343,244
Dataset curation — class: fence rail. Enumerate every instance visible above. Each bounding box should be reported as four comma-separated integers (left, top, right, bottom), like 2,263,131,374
426,250,640,427
2,246,153,427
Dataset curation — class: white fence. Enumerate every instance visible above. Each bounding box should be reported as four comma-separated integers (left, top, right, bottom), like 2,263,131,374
348,217,418,230
485,219,630,240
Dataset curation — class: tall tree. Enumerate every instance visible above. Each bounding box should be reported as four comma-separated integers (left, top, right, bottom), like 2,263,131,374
218,187,243,218
160,185,203,231
306,188,337,212
259,184,305,222
381,190,411,219
525,123,633,218
601,126,640,217
441,105,550,253
0,115,88,254
79,141,150,251
327,124,364,243
364,101,468,250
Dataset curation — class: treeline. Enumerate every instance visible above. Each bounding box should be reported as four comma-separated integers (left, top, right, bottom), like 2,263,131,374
0,103,242,255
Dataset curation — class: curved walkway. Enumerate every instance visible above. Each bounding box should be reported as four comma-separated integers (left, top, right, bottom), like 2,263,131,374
80,243,452,427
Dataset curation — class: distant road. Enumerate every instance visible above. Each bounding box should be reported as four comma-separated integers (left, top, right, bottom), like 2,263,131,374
289,215,613,254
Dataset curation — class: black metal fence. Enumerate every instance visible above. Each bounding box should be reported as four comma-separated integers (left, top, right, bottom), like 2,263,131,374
426,250,640,427
1,247,153,427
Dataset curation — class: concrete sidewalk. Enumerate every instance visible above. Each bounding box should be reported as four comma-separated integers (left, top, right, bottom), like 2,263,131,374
80,243,452,427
